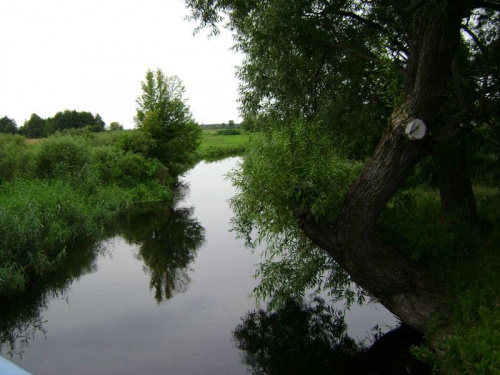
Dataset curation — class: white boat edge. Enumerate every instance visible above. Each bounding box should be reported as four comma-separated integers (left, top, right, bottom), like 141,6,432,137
0,356,33,375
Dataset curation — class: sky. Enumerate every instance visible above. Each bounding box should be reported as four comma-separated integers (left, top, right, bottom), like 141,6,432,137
0,0,243,128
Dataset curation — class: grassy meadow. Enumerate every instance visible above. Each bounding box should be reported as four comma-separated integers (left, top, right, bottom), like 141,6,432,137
197,128,249,160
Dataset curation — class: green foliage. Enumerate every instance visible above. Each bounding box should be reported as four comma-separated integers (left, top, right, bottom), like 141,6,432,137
377,187,500,373
216,128,242,135
36,136,91,179
19,114,45,138
378,188,475,264
45,110,105,135
118,129,158,158
0,116,17,134
0,131,172,297
230,120,364,306
108,122,124,131
81,128,128,147
378,187,499,268
135,69,201,176
0,179,167,297
196,129,249,160
90,146,170,188
187,2,500,371
0,134,37,183
422,289,500,374
413,281,500,374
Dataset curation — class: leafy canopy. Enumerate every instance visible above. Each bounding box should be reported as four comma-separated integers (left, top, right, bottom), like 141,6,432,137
0,117,17,135
134,69,201,176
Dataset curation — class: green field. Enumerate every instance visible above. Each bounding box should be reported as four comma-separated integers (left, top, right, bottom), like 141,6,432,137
197,129,250,160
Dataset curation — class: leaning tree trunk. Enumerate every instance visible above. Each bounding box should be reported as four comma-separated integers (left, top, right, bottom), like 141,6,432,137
296,1,467,332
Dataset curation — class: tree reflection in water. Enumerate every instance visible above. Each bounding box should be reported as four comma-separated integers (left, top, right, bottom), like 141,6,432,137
118,203,205,303
0,202,205,355
0,241,106,357
233,298,430,375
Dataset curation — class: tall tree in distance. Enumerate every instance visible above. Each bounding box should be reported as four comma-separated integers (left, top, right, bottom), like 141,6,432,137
135,69,201,176
108,122,124,131
0,116,17,134
19,114,45,138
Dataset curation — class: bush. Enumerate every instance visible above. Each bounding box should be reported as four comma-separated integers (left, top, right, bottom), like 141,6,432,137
216,128,242,135
0,132,174,297
36,136,91,179
90,146,169,187
117,130,158,161
384,188,500,374
230,119,364,306
0,134,37,183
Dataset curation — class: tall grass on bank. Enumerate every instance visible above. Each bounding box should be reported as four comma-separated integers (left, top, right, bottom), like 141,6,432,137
0,134,170,297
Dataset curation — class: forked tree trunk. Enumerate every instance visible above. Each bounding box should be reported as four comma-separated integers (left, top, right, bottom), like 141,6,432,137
296,1,467,332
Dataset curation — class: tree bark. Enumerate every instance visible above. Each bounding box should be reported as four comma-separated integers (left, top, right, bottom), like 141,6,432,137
430,50,479,226
296,1,467,332
434,141,479,225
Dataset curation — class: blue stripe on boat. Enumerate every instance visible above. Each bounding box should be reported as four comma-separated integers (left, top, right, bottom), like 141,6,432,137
0,356,33,374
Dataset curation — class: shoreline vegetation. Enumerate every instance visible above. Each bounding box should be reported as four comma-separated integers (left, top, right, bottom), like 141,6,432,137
0,128,249,298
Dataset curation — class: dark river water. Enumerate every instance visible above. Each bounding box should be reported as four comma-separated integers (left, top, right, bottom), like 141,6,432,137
1,157,401,375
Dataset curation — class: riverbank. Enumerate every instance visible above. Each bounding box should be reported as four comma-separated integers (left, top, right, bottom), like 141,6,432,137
0,133,170,297
0,129,249,298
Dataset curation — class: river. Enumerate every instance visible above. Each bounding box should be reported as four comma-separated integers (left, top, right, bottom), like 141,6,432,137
1,157,399,374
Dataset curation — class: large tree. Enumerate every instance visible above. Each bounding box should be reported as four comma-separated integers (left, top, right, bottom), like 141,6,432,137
0,116,17,134
19,114,45,138
186,0,500,334
135,69,201,176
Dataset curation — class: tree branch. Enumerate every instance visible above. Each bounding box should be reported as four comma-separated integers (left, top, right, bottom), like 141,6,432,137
325,40,405,76
338,11,410,55
479,37,500,119
461,25,487,53
310,51,328,117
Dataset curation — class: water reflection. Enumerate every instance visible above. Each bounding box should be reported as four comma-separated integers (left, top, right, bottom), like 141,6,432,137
1,201,205,355
233,298,430,375
0,241,106,356
117,203,205,303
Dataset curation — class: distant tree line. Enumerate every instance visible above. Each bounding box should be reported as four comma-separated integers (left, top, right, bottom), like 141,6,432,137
200,120,240,129
0,110,107,138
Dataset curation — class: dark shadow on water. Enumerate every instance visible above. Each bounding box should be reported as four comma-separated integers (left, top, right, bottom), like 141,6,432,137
233,298,431,375
0,200,205,356
0,240,105,357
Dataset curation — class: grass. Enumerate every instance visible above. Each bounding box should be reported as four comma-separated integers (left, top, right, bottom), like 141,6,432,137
24,128,251,161
197,129,250,160
376,185,500,374
0,133,171,297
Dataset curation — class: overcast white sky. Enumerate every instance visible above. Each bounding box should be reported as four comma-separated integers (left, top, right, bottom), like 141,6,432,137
0,0,243,128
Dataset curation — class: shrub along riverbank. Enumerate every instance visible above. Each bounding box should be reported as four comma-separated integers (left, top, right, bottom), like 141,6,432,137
0,132,170,297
